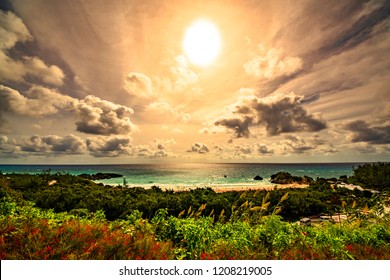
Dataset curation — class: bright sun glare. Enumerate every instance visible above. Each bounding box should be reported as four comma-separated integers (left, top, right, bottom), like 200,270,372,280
183,19,222,67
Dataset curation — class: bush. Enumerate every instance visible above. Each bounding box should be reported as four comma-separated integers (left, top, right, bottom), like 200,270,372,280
351,162,390,191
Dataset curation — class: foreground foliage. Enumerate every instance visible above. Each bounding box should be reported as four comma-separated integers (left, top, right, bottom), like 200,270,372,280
0,166,387,222
349,162,390,191
0,162,389,260
0,199,173,260
1,193,389,260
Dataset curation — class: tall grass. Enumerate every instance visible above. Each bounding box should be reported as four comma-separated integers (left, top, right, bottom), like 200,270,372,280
0,198,173,260
1,195,389,260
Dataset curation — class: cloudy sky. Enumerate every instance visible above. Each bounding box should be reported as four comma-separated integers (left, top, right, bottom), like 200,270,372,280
0,0,389,164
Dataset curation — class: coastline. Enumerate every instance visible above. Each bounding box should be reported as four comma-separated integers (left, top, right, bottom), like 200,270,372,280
114,183,310,193
210,183,309,193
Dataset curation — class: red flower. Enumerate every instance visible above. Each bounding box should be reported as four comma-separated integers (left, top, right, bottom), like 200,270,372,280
200,252,212,260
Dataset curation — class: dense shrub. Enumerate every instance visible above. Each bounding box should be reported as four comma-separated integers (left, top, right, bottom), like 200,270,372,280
1,196,389,260
350,162,390,191
0,173,382,221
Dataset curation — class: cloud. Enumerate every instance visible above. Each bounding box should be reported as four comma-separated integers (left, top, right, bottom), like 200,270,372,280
75,95,137,135
129,144,170,159
150,149,168,158
41,135,86,154
124,72,153,98
0,84,75,117
0,10,32,50
86,136,170,158
314,1,390,59
123,63,195,124
0,135,19,156
214,92,327,138
1,134,175,159
169,55,199,92
213,142,274,159
244,45,303,80
278,27,390,122
273,1,390,124
282,135,315,154
0,85,137,136
187,142,210,154
320,146,339,154
153,138,176,150
256,143,273,155
23,57,65,86
353,143,377,154
0,11,65,86
0,112,8,132
232,144,253,158
18,134,86,154
145,101,191,123
0,135,7,144
344,120,390,144
86,136,132,157
214,117,252,138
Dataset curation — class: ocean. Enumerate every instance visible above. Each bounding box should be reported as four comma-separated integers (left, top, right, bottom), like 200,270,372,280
0,162,361,188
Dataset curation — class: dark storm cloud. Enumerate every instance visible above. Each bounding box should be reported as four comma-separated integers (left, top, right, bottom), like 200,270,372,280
345,120,390,144
214,93,327,138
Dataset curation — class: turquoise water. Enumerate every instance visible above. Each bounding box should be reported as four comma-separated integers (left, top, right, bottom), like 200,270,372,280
0,163,360,187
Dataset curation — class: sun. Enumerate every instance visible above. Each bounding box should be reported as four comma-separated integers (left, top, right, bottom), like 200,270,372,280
183,19,222,67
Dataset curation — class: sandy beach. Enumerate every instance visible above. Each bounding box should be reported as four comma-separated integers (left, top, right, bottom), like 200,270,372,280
210,183,309,193
140,183,310,193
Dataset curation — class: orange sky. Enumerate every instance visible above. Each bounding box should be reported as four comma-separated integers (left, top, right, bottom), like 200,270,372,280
0,0,389,163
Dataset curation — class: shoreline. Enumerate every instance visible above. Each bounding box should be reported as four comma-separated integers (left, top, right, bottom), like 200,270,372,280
112,183,310,193
210,183,309,193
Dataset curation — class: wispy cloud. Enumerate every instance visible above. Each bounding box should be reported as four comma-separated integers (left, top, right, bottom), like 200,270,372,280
244,45,303,80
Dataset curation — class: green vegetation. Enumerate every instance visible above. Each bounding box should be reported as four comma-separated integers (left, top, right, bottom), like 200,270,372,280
349,162,390,191
0,162,389,260
270,171,313,184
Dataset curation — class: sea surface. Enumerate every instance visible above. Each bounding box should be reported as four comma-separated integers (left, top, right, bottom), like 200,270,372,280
0,163,362,189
